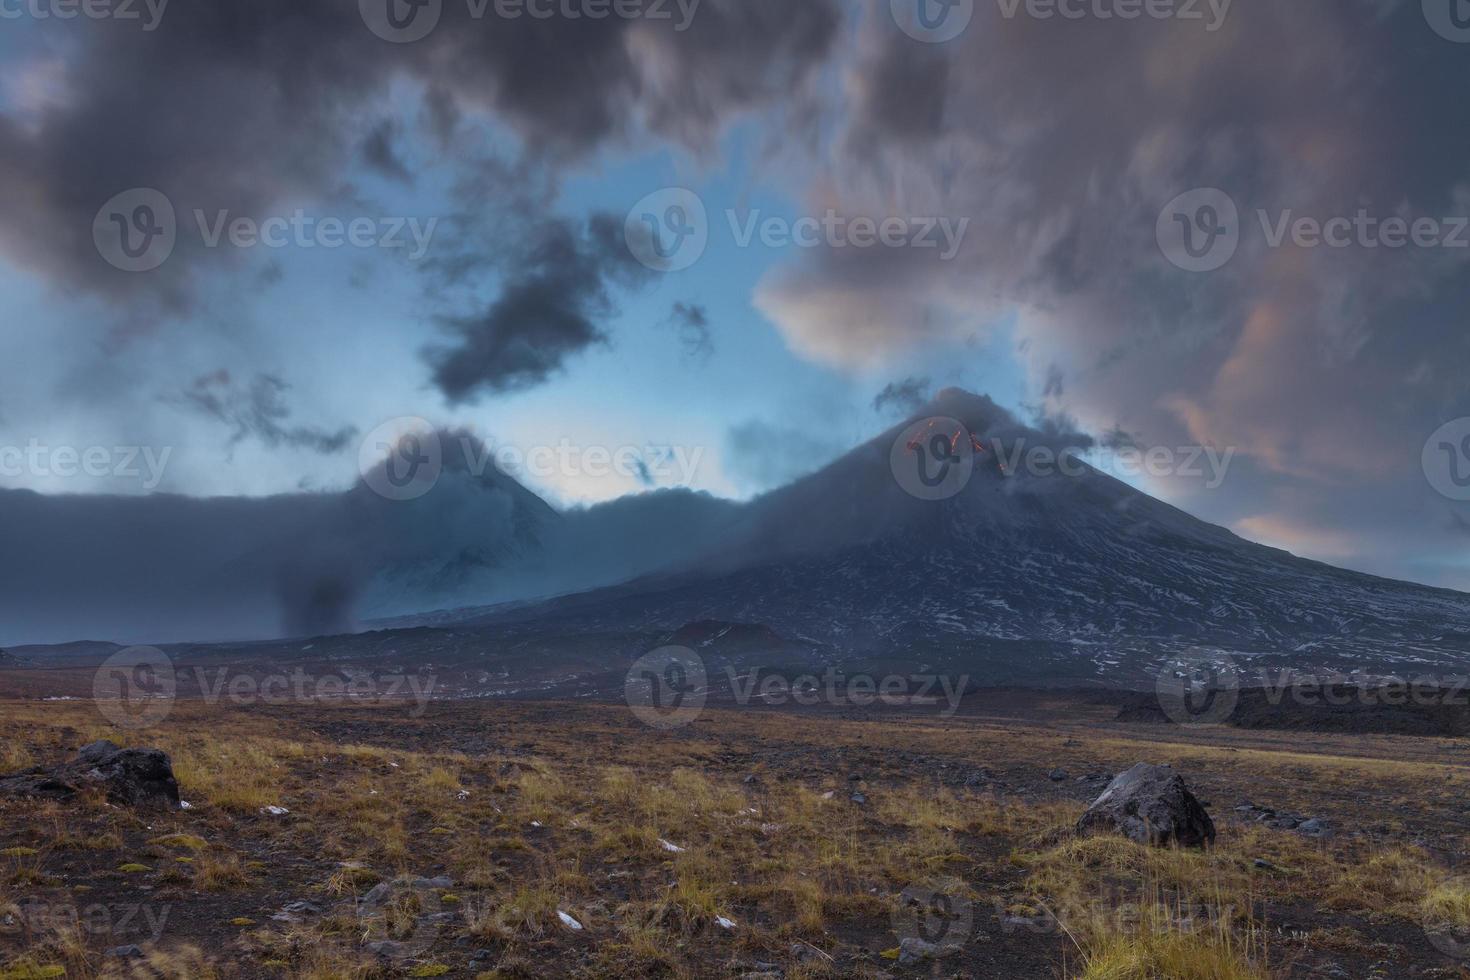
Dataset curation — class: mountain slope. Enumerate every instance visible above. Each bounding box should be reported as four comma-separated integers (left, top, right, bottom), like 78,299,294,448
462,390,1470,685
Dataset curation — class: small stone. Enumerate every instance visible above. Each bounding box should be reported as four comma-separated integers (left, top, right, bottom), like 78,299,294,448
365,940,407,959
271,900,323,924
790,942,822,963
359,882,392,907
898,937,938,965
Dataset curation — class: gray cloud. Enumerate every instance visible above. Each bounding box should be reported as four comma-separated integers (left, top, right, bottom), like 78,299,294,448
1042,365,1065,400
360,119,414,184
1099,425,1143,452
872,376,931,416
0,0,842,319
667,301,714,360
424,213,653,401
753,0,1470,587
176,370,358,456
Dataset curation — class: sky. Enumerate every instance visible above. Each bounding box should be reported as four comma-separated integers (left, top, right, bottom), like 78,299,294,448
0,0,1468,599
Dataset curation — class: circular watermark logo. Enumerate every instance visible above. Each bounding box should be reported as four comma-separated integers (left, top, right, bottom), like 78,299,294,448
93,646,176,730
1423,874,1470,960
1155,647,1241,726
1423,418,1470,502
1423,0,1470,42
93,189,176,273
893,877,973,955
359,417,443,501
359,0,442,42
625,645,707,730
890,416,976,501
1157,188,1239,273
357,876,446,960
624,188,708,273
891,0,975,43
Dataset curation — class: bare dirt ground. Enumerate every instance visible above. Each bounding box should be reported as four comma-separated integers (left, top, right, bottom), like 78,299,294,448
3,690,1470,978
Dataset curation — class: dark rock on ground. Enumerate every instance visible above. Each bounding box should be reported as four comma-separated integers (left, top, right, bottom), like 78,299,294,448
949,768,994,790
271,900,324,924
1298,818,1331,837
1076,763,1216,848
365,940,408,960
0,740,179,808
1234,802,1332,838
898,937,939,965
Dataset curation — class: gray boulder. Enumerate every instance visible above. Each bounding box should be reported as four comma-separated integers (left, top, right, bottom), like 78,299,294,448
1076,763,1215,848
0,740,179,808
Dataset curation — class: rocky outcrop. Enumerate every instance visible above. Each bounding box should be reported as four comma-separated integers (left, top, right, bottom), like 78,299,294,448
1076,763,1216,848
0,740,180,808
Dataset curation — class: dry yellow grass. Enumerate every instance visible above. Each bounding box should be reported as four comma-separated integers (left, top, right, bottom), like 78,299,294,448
1,695,1467,977
1078,917,1267,980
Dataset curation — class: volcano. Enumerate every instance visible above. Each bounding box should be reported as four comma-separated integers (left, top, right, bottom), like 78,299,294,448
450,390,1470,687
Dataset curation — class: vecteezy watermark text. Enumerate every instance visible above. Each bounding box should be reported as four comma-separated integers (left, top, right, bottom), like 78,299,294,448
1,900,171,943
194,210,438,260
894,876,1236,959
93,189,439,273
1424,0,1470,43
1255,670,1470,708
623,646,971,729
0,440,171,490
1158,187,1470,272
1154,649,1470,727
0,0,167,29
1424,418,1470,501
188,667,437,716
359,416,706,502
994,0,1231,30
889,416,1236,501
360,0,700,44
94,646,437,729
726,210,969,261
624,188,970,272
728,667,970,717
890,0,1230,43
